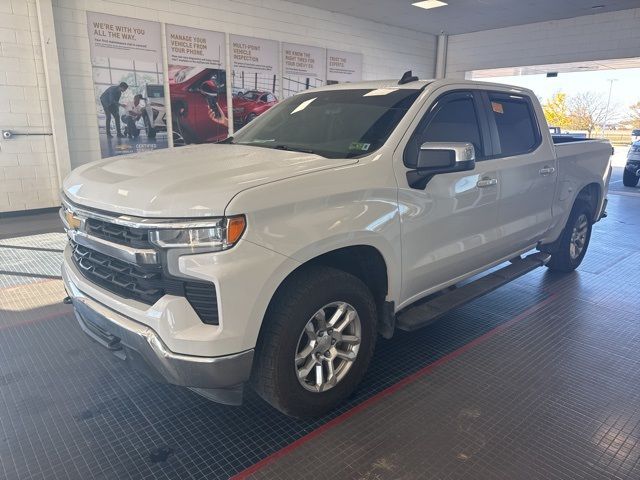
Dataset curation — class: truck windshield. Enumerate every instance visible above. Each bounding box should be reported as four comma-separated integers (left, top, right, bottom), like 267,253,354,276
231,88,421,158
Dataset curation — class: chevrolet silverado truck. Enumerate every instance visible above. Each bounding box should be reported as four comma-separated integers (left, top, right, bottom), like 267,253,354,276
61,74,612,418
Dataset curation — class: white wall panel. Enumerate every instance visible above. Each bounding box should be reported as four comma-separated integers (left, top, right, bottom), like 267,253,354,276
446,8,640,78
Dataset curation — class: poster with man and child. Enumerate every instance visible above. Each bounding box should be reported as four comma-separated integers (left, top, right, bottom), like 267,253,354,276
87,12,168,158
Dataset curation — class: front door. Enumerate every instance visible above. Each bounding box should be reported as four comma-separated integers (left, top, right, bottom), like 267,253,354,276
395,89,503,308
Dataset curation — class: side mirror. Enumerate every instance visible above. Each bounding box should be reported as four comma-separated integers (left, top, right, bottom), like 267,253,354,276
407,142,476,189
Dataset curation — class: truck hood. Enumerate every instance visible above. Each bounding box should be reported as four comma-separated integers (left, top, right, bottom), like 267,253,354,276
64,144,355,217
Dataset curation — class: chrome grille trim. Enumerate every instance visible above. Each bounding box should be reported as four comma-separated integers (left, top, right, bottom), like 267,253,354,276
67,229,158,265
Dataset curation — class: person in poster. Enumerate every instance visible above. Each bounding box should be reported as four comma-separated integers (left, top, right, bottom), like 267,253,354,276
87,12,168,158
121,94,145,138
99,82,128,137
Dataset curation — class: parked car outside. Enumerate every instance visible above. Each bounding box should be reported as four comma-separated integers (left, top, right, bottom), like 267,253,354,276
624,141,640,187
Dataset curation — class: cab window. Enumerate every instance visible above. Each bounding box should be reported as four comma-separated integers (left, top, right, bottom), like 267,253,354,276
404,91,485,167
487,93,540,157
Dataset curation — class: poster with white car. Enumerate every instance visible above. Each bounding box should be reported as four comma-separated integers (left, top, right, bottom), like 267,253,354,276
166,25,229,146
327,50,363,84
87,12,167,158
282,43,326,98
230,34,280,128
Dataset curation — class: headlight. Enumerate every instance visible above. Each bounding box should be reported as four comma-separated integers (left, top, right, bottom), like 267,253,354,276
148,216,246,251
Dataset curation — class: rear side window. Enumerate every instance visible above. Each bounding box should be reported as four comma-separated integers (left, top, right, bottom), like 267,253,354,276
488,94,539,156
405,92,484,166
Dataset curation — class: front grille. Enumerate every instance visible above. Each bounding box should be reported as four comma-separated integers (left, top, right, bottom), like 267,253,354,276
85,218,151,248
71,241,219,324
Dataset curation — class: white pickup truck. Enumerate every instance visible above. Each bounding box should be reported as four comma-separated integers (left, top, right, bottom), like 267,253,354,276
61,75,612,418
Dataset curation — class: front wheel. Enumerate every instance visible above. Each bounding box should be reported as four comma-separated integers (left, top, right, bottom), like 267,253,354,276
546,200,592,272
251,266,377,419
623,168,639,187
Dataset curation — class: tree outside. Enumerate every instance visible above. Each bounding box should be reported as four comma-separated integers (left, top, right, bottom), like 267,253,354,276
542,92,571,129
628,102,640,129
542,90,618,138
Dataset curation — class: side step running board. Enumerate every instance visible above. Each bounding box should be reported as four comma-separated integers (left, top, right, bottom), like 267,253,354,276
396,252,551,332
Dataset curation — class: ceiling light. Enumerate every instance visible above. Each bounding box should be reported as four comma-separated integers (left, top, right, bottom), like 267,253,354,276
412,0,448,10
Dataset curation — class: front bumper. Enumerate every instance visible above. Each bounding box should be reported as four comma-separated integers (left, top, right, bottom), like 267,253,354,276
63,267,254,402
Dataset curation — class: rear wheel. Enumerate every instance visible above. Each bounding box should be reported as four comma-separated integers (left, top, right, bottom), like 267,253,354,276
546,200,592,272
623,168,639,187
252,266,377,419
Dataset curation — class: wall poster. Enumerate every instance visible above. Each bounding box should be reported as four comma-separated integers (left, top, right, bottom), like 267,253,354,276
327,50,363,84
87,12,167,158
230,34,280,128
166,25,228,145
282,43,326,98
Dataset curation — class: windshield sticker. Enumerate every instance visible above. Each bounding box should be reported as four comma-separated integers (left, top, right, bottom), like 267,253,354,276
349,142,371,151
364,88,399,97
491,101,504,114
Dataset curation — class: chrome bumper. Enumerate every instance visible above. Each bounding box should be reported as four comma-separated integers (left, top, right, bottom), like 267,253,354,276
63,269,254,403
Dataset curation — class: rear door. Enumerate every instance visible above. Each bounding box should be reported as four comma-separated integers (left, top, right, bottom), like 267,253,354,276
482,91,557,253
395,89,504,306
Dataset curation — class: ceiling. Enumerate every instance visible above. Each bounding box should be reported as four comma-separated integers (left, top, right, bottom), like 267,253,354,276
288,0,640,35
471,57,640,78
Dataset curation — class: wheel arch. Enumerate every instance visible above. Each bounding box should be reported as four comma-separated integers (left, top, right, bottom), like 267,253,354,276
575,182,601,222
258,244,395,345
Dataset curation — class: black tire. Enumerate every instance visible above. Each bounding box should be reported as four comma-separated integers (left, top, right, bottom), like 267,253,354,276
546,200,592,273
245,113,257,123
252,265,377,419
623,168,639,187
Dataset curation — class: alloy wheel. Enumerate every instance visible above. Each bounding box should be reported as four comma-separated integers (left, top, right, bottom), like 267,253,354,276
294,302,361,393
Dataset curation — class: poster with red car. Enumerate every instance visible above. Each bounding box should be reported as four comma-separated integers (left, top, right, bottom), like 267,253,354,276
230,35,280,129
282,43,326,98
166,25,230,145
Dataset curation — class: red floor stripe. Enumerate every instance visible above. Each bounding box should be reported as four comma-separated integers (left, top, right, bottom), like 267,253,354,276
231,293,557,479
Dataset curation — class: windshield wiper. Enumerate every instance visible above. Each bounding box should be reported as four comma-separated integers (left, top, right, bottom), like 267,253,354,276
272,144,316,154
217,136,235,144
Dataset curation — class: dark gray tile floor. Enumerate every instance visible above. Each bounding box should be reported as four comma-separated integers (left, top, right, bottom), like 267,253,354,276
0,179,639,480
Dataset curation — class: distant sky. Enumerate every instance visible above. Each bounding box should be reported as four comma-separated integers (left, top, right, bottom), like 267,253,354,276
478,68,640,120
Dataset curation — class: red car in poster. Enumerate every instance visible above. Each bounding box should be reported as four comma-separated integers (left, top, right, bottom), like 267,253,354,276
169,68,278,145
232,90,278,126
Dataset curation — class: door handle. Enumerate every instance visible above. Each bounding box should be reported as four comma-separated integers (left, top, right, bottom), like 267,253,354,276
476,177,498,188
539,166,556,176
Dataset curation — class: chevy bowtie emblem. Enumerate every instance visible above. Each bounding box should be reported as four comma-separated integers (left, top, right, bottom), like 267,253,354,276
65,210,82,230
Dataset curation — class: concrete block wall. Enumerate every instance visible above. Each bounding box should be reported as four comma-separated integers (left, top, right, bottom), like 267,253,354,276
52,0,437,170
446,8,640,78
0,0,61,213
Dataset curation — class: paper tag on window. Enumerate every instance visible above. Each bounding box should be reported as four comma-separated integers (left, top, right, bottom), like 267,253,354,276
349,142,371,151
491,101,504,114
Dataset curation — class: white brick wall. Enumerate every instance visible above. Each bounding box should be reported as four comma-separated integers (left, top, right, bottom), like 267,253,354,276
446,8,640,78
52,0,437,170
0,0,60,213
